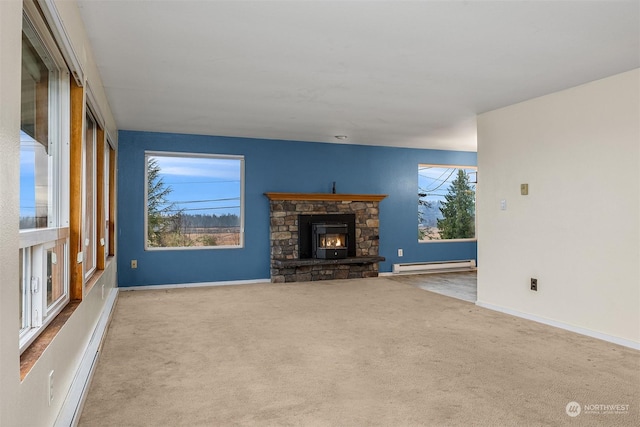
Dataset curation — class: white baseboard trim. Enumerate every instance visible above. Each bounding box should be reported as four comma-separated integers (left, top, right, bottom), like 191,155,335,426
54,288,119,427
119,278,271,291
475,300,640,351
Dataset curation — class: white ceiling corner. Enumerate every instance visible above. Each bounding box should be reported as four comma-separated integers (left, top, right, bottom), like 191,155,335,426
76,0,640,151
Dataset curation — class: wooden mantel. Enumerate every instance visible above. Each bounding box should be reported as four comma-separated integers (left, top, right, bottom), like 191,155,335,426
264,192,387,202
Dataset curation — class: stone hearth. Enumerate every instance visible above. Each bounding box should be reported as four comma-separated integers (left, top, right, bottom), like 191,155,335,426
265,193,386,282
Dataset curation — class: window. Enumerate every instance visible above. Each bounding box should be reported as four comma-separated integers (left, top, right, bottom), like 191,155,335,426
83,111,97,278
418,165,477,242
104,142,112,259
145,152,244,249
107,143,116,257
19,9,70,352
20,15,57,230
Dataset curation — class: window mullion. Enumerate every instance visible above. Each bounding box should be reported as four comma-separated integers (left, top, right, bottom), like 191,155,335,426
31,245,45,327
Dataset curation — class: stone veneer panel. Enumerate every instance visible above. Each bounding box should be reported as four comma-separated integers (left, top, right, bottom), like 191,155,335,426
268,198,383,283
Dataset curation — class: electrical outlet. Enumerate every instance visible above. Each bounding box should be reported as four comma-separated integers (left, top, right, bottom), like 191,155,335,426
531,278,538,291
398,249,403,257
131,259,137,269
48,370,54,405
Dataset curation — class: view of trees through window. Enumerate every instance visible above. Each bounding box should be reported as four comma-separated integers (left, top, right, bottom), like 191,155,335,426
418,165,477,241
145,153,243,249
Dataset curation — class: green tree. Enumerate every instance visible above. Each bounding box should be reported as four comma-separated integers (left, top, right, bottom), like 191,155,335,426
147,158,178,246
437,169,475,239
418,189,432,240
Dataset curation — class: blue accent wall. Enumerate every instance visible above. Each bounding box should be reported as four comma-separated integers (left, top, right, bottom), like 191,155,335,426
117,130,477,287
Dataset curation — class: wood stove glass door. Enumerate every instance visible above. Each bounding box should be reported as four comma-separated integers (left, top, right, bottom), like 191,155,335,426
313,224,348,259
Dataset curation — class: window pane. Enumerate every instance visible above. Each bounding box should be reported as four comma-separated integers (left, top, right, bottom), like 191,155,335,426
146,153,243,249
47,240,65,307
20,132,49,229
83,114,96,277
104,145,110,258
418,166,477,241
20,20,56,230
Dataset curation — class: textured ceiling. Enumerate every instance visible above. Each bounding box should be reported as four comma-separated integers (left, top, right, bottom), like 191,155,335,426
77,0,639,151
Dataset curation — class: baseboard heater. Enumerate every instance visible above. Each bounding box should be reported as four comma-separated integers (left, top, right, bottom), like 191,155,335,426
392,259,476,274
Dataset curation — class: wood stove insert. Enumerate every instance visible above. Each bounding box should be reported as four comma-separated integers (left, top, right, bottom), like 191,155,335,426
299,214,356,259
312,223,348,259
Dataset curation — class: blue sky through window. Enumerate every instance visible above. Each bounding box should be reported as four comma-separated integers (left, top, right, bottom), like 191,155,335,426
418,165,476,203
20,130,39,219
151,155,241,218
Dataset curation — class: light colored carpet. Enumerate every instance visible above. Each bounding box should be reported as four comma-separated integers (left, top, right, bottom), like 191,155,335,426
386,271,477,302
79,277,639,426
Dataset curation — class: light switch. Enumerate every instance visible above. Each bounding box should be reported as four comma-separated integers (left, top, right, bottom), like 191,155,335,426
521,183,529,195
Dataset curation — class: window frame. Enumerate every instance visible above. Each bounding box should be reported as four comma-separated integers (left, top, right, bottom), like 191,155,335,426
144,151,245,251
107,142,116,257
418,164,477,243
19,3,71,353
104,141,111,260
82,109,98,279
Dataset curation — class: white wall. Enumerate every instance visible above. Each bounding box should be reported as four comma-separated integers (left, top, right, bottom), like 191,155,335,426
0,2,23,425
477,69,640,346
0,1,118,425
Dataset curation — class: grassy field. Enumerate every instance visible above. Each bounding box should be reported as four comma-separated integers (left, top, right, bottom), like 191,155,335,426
150,227,241,247
419,226,442,240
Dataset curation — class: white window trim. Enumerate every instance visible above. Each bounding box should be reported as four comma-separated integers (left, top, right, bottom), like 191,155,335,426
144,151,245,251
82,110,98,280
104,142,111,259
19,230,70,353
19,4,71,354
418,164,477,243
36,0,85,86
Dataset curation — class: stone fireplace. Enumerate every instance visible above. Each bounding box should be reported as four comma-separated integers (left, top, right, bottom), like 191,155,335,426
265,193,386,282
